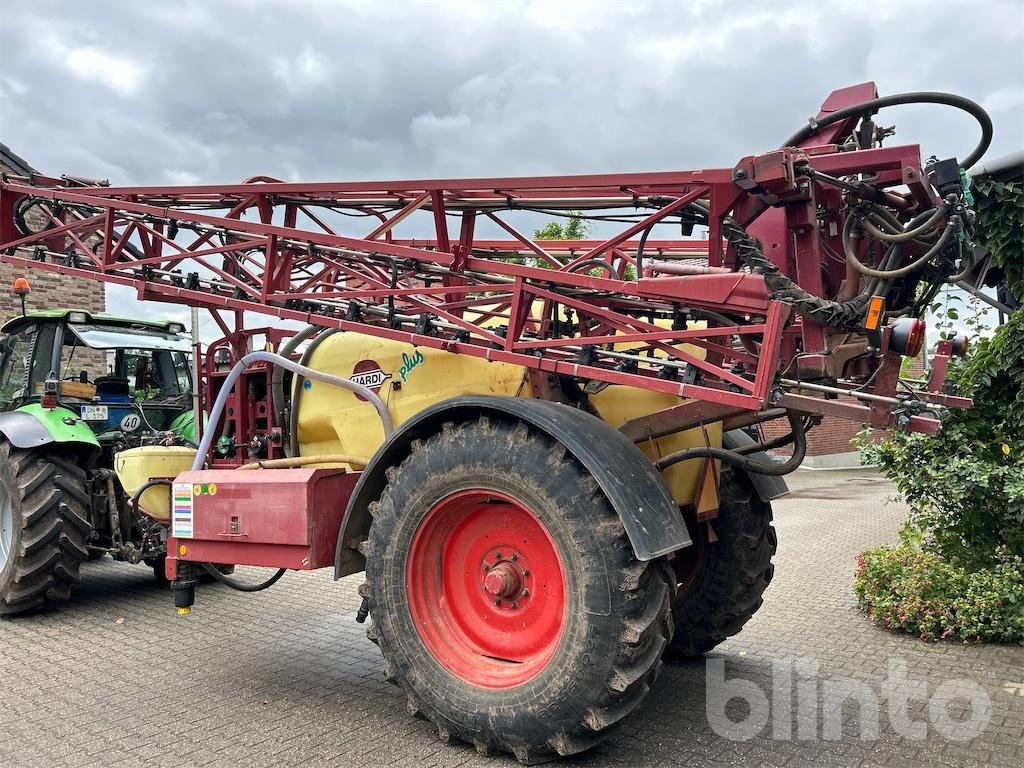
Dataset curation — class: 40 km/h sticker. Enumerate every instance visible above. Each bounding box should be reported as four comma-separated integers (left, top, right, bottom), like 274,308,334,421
119,413,142,432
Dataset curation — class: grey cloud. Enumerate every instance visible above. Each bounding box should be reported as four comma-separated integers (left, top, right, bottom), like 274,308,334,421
3,0,1021,187
1,0,1020,332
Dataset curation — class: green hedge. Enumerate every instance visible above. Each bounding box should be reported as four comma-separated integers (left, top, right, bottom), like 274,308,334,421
854,176,1023,644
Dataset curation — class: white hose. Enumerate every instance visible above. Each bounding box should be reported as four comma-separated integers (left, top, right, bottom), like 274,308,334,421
191,351,393,472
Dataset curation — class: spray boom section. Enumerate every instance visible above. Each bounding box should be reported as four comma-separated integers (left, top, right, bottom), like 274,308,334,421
0,83,988,443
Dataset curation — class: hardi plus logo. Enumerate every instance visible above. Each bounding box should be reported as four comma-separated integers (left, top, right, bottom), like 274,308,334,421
350,359,392,401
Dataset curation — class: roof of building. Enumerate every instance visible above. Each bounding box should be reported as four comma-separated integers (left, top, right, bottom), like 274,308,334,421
0,143,38,176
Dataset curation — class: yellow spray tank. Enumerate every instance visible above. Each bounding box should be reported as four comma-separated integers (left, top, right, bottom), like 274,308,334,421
113,446,197,520
297,315,721,508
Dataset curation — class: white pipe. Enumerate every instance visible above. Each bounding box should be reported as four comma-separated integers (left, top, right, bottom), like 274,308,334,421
191,351,393,472
190,306,202,444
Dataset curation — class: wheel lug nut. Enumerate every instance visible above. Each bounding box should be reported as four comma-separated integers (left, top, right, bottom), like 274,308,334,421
494,599,501,606
483,563,491,571
521,589,530,597
510,601,518,609
494,551,502,560
510,553,518,561
522,570,529,577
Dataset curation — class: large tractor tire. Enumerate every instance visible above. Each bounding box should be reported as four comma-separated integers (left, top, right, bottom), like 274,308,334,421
665,468,776,658
362,418,674,764
0,438,92,616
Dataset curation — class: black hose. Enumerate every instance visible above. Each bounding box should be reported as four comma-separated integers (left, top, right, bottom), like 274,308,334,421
635,224,654,276
843,211,959,279
13,198,57,235
271,324,322,436
567,258,617,277
782,91,992,170
131,479,173,518
858,202,949,243
198,562,286,592
654,412,806,476
287,328,341,457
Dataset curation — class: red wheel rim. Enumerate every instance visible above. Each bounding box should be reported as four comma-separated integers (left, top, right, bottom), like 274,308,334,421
406,489,567,689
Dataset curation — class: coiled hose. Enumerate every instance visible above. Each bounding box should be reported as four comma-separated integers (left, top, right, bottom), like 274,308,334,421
782,91,992,170
843,208,960,280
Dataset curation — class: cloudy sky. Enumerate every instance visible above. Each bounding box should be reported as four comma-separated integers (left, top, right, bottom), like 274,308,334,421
1,0,1022,333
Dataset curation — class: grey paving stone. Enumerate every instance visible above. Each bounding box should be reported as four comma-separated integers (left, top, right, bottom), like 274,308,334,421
1,469,1021,767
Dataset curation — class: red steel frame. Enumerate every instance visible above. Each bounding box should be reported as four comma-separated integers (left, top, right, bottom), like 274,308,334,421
0,83,965,437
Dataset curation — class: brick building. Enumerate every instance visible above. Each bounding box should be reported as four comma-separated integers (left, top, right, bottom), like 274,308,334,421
0,144,106,325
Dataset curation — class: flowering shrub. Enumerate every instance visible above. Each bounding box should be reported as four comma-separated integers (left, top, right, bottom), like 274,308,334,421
854,545,1024,643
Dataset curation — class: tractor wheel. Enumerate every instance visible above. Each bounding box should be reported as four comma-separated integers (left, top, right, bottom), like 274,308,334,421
362,418,674,764
0,438,92,616
665,468,776,658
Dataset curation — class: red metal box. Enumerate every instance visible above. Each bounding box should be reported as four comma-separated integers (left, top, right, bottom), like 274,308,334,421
168,468,359,571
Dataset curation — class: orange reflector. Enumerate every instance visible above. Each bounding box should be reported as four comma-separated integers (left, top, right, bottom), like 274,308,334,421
11,277,30,296
178,544,188,556
864,296,885,331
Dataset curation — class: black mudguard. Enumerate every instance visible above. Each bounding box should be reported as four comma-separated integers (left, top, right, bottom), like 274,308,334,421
335,395,692,578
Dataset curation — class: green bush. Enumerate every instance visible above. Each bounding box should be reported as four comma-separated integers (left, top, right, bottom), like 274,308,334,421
858,309,1024,570
853,173,1023,643
854,544,1024,643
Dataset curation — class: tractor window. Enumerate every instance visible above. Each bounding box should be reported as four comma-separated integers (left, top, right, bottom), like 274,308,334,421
58,332,110,387
0,327,36,408
116,349,191,400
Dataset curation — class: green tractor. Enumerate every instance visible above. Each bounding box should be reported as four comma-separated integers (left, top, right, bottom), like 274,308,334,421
0,308,201,614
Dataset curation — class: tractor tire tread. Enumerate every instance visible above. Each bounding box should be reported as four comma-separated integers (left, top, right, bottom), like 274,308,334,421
363,418,673,764
665,469,775,659
0,439,91,616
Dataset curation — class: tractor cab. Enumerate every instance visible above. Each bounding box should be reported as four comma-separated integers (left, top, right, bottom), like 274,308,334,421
0,308,194,444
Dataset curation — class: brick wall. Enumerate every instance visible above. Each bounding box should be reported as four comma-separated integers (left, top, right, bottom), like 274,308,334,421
761,411,866,457
0,147,105,326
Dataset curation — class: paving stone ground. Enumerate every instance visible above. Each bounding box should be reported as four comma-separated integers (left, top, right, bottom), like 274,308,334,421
1,468,1022,768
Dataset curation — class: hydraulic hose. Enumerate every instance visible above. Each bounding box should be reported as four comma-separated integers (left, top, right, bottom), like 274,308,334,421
131,479,173,522
843,211,960,280
857,202,949,244
271,324,323,432
567,258,617,277
653,412,807,476
270,325,321,430
198,562,286,592
191,350,393,473
634,223,654,276
782,91,992,170
288,329,341,457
